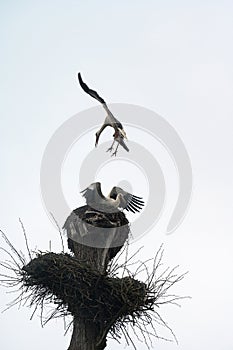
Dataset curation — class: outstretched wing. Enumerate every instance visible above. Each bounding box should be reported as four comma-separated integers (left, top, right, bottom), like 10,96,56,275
80,187,94,204
80,182,105,204
109,186,144,213
78,73,106,105
80,182,117,213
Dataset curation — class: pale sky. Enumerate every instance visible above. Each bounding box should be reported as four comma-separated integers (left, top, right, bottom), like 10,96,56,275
1,1,233,349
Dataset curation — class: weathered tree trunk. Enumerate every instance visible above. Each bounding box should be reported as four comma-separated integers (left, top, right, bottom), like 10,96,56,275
66,243,112,350
65,206,129,350
68,318,106,350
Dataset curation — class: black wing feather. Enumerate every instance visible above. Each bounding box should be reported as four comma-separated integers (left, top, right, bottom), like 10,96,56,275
78,73,106,104
109,186,144,213
128,200,143,211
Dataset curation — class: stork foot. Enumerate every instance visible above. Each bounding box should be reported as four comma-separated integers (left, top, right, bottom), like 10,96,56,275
106,146,113,153
111,150,118,157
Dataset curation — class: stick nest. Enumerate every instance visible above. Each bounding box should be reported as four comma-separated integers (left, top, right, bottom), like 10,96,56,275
63,205,130,251
22,252,148,325
0,227,188,347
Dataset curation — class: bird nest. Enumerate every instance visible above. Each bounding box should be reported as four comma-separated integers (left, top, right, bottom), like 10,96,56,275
22,252,148,325
0,228,188,348
63,205,130,251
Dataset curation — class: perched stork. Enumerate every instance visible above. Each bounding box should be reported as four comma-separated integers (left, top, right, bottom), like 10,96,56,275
78,73,129,156
80,182,144,214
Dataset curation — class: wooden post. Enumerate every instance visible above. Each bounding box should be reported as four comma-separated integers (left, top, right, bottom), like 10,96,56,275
68,318,106,350
64,205,129,350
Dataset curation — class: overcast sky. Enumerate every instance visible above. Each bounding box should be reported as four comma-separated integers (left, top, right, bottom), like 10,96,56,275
1,1,233,349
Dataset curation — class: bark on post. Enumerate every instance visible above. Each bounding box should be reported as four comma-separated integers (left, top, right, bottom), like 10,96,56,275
64,205,129,350
68,318,106,350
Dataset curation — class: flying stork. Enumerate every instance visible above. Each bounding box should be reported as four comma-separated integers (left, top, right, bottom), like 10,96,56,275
80,182,144,214
78,73,129,156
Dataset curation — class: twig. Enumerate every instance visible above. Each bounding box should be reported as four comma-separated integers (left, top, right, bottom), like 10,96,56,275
19,218,32,260
50,212,65,252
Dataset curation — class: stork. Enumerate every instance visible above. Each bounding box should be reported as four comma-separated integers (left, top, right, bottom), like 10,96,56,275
80,182,144,214
78,73,129,156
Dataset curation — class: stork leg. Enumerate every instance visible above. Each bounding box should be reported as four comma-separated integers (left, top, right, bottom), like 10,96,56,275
111,142,120,157
106,139,115,153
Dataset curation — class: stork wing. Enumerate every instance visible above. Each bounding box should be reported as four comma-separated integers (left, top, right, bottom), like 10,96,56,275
80,182,105,204
80,187,93,203
78,73,106,105
109,187,144,213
